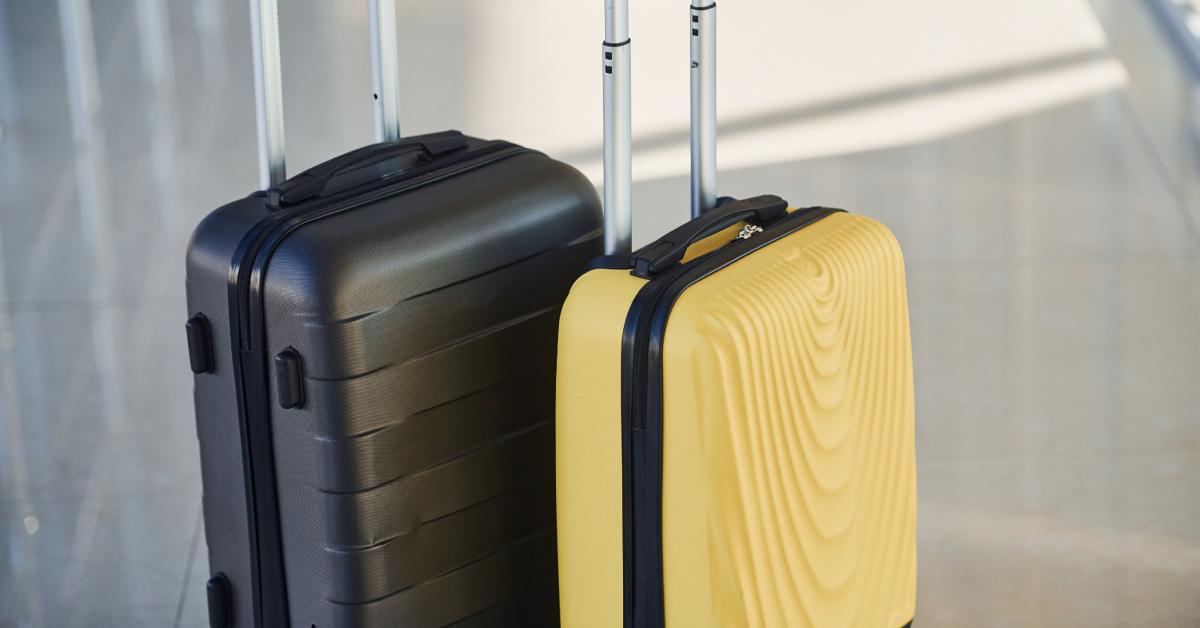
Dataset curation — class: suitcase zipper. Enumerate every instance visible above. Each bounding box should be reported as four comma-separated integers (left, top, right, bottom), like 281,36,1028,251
621,205,843,628
736,224,763,239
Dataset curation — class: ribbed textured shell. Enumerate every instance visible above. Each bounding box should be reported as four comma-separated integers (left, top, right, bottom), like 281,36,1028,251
672,214,916,627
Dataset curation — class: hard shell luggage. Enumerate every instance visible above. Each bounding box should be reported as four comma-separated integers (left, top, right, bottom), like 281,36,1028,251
185,1,601,626
555,2,917,626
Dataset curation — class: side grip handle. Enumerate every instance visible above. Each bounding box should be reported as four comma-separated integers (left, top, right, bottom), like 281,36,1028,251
206,574,232,628
631,194,788,277
274,349,305,409
186,314,214,374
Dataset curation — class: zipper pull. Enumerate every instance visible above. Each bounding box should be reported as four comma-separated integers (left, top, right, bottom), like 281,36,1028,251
736,224,764,240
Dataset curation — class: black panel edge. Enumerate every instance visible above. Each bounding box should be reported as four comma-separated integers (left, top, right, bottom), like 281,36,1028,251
619,281,654,628
226,221,290,628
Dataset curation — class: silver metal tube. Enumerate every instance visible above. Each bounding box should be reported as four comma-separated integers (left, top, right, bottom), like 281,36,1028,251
249,0,285,188
690,3,717,217
602,41,632,255
605,0,629,42
603,0,632,255
368,0,401,142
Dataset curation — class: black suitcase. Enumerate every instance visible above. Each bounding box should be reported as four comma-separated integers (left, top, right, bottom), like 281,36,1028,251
184,3,601,626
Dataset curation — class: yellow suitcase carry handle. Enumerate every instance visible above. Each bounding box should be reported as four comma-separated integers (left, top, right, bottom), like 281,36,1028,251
631,195,788,277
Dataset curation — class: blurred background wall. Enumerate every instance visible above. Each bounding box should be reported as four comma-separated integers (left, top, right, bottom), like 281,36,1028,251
1,0,1134,237
1,1,1199,626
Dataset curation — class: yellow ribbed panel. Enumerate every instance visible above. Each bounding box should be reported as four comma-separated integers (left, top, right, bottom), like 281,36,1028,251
556,268,646,628
557,212,915,628
661,212,916,628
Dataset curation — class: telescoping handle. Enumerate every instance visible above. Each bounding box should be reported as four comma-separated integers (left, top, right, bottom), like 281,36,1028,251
249,0,403,190
368,0,402,143
602,0,719,255
690,3,717,218
602,0,633,255
249,0,286,189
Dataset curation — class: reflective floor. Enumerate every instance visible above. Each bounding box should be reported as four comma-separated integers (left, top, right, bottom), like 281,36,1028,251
1,1,1198,626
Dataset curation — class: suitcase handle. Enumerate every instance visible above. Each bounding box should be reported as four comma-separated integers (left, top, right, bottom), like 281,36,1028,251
630,194,787,277
369,0,402,143
250,0,286,189
690,3,717,218
602,1,719,254
268,131,468,206
250,0,404,190
602,0,632,255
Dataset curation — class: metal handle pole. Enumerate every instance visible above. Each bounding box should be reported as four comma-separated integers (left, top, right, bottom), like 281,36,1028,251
368,0,402,142
249,0,286,188
689,3,717,217
603,0,633,255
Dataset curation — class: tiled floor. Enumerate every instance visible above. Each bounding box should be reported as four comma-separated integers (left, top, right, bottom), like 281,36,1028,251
1,1,1198,626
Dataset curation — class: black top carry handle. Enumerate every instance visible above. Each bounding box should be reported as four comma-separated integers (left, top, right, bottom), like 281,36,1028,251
267,131,468,207
630,194,788,278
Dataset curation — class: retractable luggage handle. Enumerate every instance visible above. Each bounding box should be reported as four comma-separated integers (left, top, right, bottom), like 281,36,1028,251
602,0,633,255
249,0,402,190
690,3,717,219
603,0,719,255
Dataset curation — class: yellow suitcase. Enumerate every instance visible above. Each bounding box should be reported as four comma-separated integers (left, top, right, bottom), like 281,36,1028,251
556,3,916,627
